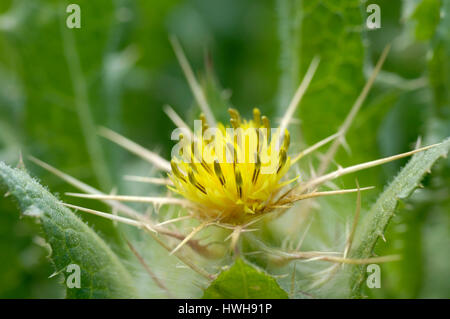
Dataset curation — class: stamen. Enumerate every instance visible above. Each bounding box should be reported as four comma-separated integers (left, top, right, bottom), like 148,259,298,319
178,134,185,156
228,108,241,128
282,129,290,150
189,162,199,174
201,160,212,175
252,154,261,184
255,128,260,153
214,160,226,186
188,170,207,195
190,142,197,162
226,142,238,165
235,167,243,198
199,113,209,132
262,116,271,140
171,161,186,182
190,140,212,174
277,149,287,174
253,108,261,127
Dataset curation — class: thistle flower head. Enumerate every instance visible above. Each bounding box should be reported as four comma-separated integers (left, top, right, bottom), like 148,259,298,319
38,41,434,273
169,108,292,224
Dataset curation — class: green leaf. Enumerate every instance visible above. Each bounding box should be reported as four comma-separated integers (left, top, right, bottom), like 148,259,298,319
276,0,378,188
349,138,450,297
366,202,427,298
296,0,365,143
428,0,450,113
202,259,288,299
276,0,301,110
412,0,441,41
0,162,137,298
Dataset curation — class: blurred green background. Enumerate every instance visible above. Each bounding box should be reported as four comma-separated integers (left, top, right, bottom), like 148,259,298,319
0,0,448,298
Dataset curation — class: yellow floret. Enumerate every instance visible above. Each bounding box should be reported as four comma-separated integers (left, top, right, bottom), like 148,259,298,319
168,108,292,224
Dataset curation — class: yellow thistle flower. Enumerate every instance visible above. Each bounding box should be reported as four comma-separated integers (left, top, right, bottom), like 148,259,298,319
31,40,437,261
168,108,293,224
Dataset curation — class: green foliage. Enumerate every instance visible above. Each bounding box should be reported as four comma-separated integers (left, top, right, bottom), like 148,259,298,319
276,0,382,190
203,259,288,299
428,0,450,114
412,0,441,41
0,162,137,298
295,0,365,143
0,0,449,299
276,0,301,110
350,138,450,297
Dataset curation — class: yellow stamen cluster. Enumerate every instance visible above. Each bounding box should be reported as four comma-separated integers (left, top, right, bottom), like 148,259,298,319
169,108,292,224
